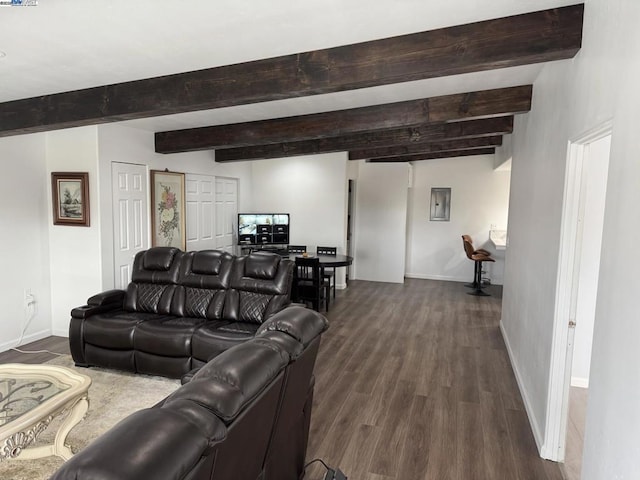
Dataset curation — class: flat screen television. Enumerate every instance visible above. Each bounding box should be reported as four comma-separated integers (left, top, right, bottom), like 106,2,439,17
238,213,290,245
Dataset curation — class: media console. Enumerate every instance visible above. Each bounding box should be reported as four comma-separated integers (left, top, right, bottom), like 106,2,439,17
238,244,289,256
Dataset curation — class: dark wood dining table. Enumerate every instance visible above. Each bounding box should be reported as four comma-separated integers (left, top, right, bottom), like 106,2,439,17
288,253,354,287
286,253,353,268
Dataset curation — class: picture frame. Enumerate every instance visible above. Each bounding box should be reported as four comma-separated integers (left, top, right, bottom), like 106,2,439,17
51,172,90,226
150,170,186,250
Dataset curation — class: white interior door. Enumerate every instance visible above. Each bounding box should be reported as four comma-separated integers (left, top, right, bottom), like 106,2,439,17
545,121,612,462
112,162,149,289
215,177,238,253
186,174,216,251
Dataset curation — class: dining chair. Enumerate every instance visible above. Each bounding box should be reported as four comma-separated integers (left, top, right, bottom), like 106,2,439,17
294,256,330,312
288,245,309,280
316,246,337,298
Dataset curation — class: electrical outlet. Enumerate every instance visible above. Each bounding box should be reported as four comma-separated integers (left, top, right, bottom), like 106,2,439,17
24,289,35,306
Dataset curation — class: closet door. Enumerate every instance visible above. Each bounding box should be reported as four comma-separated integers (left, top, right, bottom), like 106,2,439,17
112,162,149,289
186,174,216,251
215,177,238,253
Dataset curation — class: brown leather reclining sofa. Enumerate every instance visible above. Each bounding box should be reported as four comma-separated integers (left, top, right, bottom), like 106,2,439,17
52,305,328,480
69,246,303,378
62,247,329,480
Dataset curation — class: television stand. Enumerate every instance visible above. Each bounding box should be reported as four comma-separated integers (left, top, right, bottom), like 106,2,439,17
239,244,289,256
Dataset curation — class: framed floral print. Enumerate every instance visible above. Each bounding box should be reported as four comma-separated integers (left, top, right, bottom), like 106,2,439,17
51,172,90,226
150,170,186,250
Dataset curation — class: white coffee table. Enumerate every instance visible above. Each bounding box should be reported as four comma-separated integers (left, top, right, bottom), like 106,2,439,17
0,363,91,461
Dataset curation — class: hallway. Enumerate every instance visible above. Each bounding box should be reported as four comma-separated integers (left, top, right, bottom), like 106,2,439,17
306,278,563,479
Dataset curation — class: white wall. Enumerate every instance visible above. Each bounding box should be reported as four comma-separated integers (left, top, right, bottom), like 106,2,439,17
249,152,350,287
354,162,409,283
494,133,513,169
47,127,104,336
405,154,510,285
501,0,640,477
97,124,253,288
0,123,254,351
0,134,52,350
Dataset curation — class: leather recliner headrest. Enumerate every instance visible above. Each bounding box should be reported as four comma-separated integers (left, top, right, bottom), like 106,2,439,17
244,252,280,280
132,247,183,284
192,250,229,275
142,247,181,271
163,338,288,423
179,250,234,290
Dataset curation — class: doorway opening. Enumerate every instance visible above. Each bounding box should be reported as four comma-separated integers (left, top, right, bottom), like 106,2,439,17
346,179,356,282
543,122,612,476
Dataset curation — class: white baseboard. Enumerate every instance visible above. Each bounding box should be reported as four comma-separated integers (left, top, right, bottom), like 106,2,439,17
52,328,70,338
499,319,544,453
405,272,503,285
0,328,52,354
571,376,589,388
405,273,468,282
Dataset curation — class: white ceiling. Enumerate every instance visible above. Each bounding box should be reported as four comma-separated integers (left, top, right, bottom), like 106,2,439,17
0,0,576,133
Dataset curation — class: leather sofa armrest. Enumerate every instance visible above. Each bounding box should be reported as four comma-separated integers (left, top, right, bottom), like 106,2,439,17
71,303,120,319
88,289,126,306
50,407,225,480
71,290,125,319
257,306,329,350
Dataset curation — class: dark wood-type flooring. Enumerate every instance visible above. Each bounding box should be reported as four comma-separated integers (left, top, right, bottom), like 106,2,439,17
0,278,564,480
0,336,70,364
305,279,563,480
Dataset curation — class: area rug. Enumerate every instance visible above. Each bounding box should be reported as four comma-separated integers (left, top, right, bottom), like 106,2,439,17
0,356,180,480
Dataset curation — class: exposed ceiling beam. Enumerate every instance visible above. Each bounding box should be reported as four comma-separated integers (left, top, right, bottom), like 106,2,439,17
214,116,513,162
155,86,530,153
348,135,503,160
0,4,583,137
368,148,496,162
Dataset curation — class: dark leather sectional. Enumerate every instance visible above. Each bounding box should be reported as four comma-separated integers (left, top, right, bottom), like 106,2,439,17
69,247,298,378
52,305,328,480
61,247,330,480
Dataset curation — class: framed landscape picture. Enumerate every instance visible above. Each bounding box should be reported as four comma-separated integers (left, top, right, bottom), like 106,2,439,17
51,172,90,226
150,170,186,250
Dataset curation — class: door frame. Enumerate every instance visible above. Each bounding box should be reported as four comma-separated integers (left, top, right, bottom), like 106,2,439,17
346,179,356,282
542,120,612,460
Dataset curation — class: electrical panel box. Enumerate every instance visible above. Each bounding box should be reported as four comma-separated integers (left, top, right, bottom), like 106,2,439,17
430,187,451,221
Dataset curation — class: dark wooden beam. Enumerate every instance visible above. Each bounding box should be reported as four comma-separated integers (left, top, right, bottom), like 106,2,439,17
368,148,496,162
0,4,583,137
349,135,503,160
155,86,530,153
214,116,513,162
